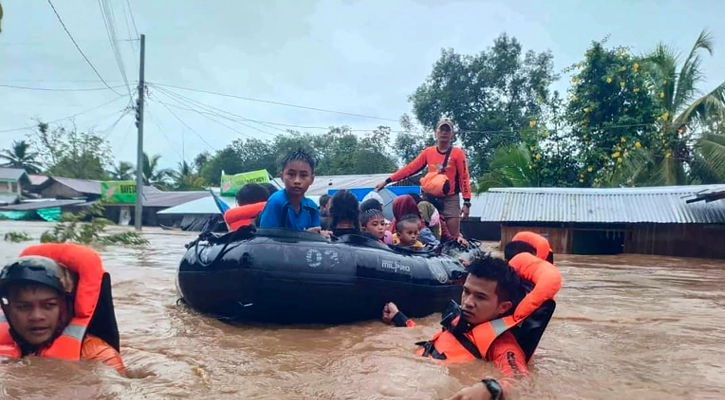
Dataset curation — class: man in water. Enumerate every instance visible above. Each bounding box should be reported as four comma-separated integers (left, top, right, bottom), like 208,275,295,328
383,251,561,400
0,243,125,374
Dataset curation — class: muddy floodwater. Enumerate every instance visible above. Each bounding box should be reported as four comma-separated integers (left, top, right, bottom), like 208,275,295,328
1,221,724,399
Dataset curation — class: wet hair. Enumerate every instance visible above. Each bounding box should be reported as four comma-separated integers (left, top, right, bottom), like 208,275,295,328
235,183,270,206
261,182,279,195
360,198,383,213
330,190,360,230
319,194,331,208
504,240,537,262
396,214,420,232
360,208,384,227
281,148,316,174
467,253,524,304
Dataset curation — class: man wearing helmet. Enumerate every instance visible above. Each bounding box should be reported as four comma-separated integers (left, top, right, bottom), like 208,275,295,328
0,243,125,374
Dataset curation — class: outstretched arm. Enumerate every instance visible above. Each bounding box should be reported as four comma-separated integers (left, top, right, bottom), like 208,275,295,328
382,302,416,327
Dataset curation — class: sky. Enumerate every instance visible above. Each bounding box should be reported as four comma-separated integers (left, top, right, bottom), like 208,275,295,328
1,0,724,172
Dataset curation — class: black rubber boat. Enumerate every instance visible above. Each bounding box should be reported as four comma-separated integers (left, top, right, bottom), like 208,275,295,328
177,227,473,324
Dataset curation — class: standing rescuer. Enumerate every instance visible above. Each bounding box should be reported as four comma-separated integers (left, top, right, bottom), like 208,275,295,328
376,118,472,238
0,243,125,374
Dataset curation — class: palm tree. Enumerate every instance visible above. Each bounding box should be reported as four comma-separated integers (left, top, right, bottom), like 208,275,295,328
172,161,205,190
107,161,135,181
477,143,539,192
134,153,174,189
0,140,42,173
619,30,725,186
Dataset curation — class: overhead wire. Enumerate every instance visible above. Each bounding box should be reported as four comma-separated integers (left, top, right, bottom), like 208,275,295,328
150,82,400,123
97,0,133,101
0,83,130,92
145,107,185,161
152,95,218,152
45,0,123,96
0,94,128,134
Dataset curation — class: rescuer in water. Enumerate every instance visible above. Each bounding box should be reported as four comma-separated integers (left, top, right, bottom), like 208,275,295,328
0,243,125,374
383,249,561,400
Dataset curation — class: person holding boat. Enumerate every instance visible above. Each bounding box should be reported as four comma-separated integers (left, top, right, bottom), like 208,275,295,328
382,249,561,400
0,243,125,375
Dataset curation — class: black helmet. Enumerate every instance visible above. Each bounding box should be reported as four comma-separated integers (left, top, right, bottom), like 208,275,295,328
0,256,76,296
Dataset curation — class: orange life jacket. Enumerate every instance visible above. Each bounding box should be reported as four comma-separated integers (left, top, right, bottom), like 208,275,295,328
416,252,561,362
0,243,105,361
224,202,266,231
512,231,551,261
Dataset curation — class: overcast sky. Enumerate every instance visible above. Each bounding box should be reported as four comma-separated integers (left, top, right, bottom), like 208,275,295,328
2,0,724,171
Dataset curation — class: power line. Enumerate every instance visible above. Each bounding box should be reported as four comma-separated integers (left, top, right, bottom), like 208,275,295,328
46,0,123,96
0,94,128,134
97,0,133,100
150,82,400,123
125,0,139,38
0,83,129,92
154,97,218,152
145,107,185,161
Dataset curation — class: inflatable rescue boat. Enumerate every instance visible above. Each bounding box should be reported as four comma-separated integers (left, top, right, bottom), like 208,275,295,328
177,227,475,324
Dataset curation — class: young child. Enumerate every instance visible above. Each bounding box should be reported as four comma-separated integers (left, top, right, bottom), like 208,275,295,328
393,214,425,249
258,148,322,233
224,183,270,231
360,200,386,242
329,190,360,237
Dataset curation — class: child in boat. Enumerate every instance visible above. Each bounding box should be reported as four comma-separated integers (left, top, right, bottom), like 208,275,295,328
359,199,386,242
329,190,360,237
393,215,425,249
258,148,323,234
223,183,270,231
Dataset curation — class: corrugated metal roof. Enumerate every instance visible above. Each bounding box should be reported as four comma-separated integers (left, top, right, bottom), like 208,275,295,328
471,185,725,224
0,168,29,183
0,194,19,206
0,199,86,211
43,177,163,196
29,174,49,186
158,194,323,215
685,187,725,204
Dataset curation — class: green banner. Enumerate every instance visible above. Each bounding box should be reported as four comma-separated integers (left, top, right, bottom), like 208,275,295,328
220,169,269,196
101,181,137,204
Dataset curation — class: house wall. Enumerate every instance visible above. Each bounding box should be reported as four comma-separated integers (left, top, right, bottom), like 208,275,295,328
0,181,19,194
626,223,725,259
500,225,572,254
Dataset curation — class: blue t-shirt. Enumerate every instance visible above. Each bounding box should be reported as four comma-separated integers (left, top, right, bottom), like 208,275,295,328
258,189,321,231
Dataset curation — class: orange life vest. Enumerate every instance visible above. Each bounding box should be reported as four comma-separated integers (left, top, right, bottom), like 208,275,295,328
512,231,551,261
224,202,266,231
416,252,561,362
0,243,105,360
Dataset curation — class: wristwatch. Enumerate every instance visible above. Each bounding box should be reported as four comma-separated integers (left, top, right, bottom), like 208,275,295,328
481,379,502,400
463,200,472,208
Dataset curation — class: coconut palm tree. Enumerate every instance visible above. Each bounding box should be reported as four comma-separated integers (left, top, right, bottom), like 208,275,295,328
172,161,205,190
477,143,539,192
133,153,174,189
611,30,725,186
107,161,135,181
0,140,42,173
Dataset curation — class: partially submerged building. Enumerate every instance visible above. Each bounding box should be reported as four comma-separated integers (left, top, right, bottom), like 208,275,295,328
472,186,725,259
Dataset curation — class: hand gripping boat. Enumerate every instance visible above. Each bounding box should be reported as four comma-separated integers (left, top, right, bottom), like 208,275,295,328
177,226,475,324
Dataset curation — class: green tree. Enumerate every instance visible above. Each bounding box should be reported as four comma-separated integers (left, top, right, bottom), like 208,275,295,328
565,39,662,186
478,142,538,191
200,147,244,185
394,114,434,164
135,153,174,189
33,122,112,180
193,151,211,176
409,33,558,176
107,161,134,181
172,161,205,190
0,140,42,173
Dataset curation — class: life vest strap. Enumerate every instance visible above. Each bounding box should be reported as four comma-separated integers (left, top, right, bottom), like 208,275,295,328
415,341,447,360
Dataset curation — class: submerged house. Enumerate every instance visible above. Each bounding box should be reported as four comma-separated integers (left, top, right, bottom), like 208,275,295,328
0,167,30,206
472,186,725,259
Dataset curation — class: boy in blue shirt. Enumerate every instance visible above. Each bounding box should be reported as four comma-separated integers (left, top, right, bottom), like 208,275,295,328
259,148,323,233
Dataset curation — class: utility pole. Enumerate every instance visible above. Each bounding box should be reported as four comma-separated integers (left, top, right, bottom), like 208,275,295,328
134,34,145,231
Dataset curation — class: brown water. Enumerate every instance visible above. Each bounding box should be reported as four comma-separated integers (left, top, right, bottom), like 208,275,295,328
1,221,724,400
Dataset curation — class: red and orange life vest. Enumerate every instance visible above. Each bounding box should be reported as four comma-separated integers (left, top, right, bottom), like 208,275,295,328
512,231,551,261
0,243,104,360
416,252,562,362
224,202,266,231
